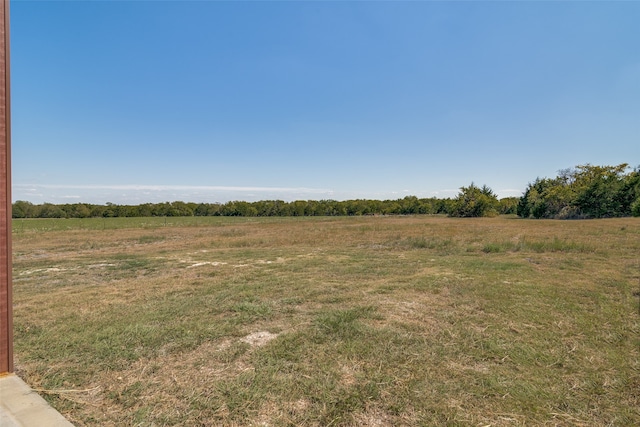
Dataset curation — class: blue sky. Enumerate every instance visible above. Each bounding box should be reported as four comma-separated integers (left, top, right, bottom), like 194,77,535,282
9,0,640,204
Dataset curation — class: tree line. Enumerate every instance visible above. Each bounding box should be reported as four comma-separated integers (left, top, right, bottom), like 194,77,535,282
448,163,639,218
11,196,520,219
11,164,639,220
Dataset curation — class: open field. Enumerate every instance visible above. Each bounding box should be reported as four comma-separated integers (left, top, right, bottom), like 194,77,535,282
12,216,640,426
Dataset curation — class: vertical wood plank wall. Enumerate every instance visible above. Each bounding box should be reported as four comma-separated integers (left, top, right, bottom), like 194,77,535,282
0,0,12,375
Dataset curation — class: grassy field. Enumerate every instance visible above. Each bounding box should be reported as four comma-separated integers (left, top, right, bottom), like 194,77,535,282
11,216,640,426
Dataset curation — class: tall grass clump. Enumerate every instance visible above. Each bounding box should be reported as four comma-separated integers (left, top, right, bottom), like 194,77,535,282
481,236,594,254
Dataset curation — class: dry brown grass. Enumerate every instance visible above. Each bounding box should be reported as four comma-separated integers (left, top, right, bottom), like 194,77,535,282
12,216,640,426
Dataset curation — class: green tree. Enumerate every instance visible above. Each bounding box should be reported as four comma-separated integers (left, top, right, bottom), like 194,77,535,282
450,183,499,218
498,197,519,215
518,164,636,219
620,168,640,216
38,203,66,218
291,200,308,216
631,198,640,217
12,200,35,218
518,177,573,218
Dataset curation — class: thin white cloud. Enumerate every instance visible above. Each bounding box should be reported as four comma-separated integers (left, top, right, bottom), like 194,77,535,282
496,189,525,198
12,184,524,204
431,189,459,196
12,183,337,204
16,184,332,194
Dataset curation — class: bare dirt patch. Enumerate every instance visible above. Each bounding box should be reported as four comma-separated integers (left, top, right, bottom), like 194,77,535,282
240,331,278,347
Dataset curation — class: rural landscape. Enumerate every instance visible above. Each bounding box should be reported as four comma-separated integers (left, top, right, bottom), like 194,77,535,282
7,1,639,425
11,211,640,425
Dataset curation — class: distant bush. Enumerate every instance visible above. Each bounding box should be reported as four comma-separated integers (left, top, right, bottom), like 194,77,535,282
449,183,499,218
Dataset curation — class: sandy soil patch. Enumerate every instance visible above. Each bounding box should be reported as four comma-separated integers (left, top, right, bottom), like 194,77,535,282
240,331,278,347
